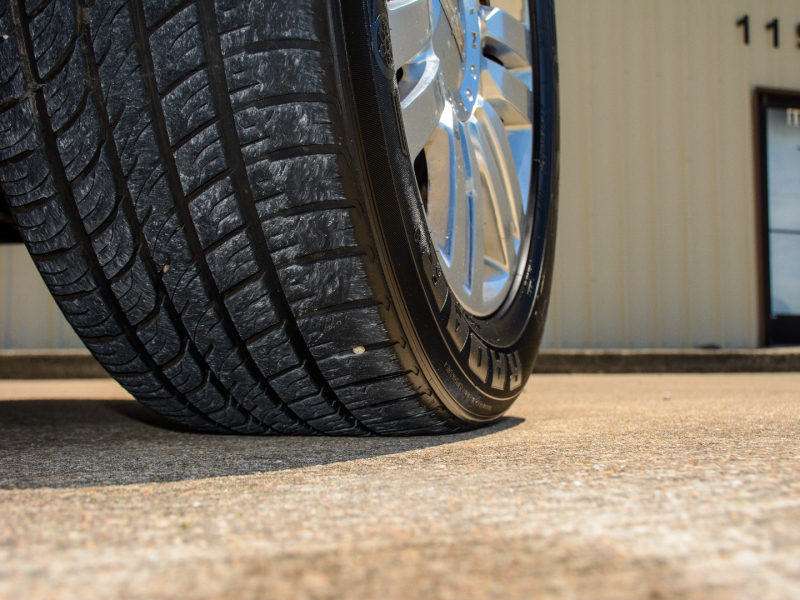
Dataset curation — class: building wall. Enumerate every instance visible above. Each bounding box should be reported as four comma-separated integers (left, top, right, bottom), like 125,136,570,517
543,0,800,349
0,246,83,349
1,0,800,350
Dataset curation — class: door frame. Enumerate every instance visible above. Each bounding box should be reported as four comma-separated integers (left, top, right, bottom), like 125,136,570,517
755,88,800,346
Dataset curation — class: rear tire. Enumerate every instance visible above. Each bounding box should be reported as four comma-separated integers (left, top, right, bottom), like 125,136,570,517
0,0,558,434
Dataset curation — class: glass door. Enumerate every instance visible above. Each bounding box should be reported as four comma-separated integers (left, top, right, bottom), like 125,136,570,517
760,92,800,345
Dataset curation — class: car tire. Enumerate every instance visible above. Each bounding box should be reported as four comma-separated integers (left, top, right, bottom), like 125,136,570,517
0,0,558,435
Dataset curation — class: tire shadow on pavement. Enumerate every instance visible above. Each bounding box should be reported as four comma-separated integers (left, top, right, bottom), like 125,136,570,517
0,399,523,490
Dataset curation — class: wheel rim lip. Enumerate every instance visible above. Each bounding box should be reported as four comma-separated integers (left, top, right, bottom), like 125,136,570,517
389,0,534,318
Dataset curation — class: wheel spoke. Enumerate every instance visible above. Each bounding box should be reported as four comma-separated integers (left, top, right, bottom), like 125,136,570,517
423,119,452,253
464,122,485,297
473,115,515,273
438,113,486,300
480,7,531,69
443,111,469,284
477,102,524,245
401,59,446,159
479,58,532,126
387,0,435,68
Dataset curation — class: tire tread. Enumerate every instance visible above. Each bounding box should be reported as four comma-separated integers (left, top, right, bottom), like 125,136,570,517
0,0,464,435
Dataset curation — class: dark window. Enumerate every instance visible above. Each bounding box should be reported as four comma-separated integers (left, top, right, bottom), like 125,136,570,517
758,91,800,345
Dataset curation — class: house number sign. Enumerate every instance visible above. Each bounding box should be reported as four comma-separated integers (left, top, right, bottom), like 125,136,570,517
736,15,800,48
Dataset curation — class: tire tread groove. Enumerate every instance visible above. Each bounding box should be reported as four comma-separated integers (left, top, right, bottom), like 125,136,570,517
129,0,318,434
8,0,230,433
196,0,371,435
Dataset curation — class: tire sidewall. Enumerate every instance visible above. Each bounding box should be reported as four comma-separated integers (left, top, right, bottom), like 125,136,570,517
339,0,559,421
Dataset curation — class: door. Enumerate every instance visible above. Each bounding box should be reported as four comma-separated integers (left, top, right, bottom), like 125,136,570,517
759,92,800,345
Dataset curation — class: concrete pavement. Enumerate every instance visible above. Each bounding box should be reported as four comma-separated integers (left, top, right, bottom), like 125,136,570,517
1,374,799,599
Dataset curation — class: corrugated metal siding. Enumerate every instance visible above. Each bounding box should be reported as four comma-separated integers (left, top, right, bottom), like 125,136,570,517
0,245,83,349
2,1,800,350
543,0,800,349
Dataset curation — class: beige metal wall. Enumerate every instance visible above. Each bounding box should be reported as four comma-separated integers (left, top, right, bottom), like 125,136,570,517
2,1,800,349
543,0,800,349
0,245,83,349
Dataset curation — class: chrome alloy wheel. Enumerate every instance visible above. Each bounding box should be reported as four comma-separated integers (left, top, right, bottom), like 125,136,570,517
388,0,533,317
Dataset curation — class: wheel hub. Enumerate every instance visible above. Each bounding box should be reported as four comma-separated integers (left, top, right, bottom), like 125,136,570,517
389,0,534,317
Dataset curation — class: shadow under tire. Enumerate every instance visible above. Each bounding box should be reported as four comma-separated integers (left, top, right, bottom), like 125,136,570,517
0,0,558,435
